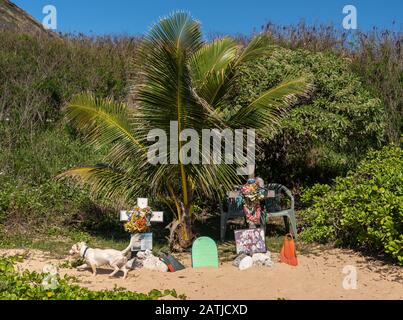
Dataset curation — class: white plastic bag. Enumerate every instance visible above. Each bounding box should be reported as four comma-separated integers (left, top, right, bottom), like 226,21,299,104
238,256,253,270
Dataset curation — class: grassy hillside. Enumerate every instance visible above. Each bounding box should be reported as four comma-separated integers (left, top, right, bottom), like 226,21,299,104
0,0,56,37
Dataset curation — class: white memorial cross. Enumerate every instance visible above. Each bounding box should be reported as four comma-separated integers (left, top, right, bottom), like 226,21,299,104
119,198,164,252
119,198,164,223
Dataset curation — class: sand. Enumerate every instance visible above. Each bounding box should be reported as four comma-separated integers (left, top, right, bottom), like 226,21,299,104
1,248,402,300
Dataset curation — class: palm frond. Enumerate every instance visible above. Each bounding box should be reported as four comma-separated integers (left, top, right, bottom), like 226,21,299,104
235,34,271,66
189,38,238,105
65,93,147,167
188,34,272,111
135,13,207,131
147,11,202,55
229,76,314,136
56,165,145,203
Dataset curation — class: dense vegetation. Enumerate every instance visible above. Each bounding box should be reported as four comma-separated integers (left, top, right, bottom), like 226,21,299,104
0,254,183,300
0,32,136,238
0,20,401,263
233,45,385,185
299,146,402,265
262,22,402,145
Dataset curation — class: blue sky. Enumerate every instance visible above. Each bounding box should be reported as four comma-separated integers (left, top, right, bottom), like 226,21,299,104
13,0,403,36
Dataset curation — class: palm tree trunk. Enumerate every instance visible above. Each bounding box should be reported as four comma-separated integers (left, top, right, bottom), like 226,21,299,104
167,203,194,251
178,201,194,247
166,184,194,251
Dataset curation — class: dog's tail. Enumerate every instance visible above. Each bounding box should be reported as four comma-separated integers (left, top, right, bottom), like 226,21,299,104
121,243,132,256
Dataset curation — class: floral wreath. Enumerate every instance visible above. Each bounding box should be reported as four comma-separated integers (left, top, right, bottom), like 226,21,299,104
240,180,265,225
124,206,152,233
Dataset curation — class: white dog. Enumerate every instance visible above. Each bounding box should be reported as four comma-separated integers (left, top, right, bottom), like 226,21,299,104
69,242,132,279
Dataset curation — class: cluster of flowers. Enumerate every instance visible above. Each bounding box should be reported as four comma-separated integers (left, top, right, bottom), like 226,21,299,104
240,181,265,224
240,182,265,203
124,206,152,233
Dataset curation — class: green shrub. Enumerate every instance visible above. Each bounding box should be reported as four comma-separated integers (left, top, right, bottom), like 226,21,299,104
261,23,402,144
0,174,126,237
299,146,403,264
0,255,183,300
0,177,87,232
0,125,104,182
0,125,124,235
0,124,167,239
233,45,385,185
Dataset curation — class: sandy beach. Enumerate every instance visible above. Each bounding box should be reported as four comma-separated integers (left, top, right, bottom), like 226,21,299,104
2,248,402,300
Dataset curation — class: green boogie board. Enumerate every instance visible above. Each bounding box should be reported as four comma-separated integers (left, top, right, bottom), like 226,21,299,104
191,236,219,268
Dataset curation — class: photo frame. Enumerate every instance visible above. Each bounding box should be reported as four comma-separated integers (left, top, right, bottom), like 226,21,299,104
234,228,266,255
130,233,153,251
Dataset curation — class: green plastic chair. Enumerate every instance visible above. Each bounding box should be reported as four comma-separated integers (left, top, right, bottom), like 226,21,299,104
219,183,297,241
191,236,219,268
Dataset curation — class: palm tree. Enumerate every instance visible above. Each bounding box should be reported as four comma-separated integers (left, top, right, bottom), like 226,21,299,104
58,12,312,250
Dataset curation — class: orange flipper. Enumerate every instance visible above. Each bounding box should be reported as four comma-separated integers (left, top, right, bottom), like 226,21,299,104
280,233,298,266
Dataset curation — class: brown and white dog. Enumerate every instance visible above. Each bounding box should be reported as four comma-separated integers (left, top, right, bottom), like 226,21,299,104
69,242,132,279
